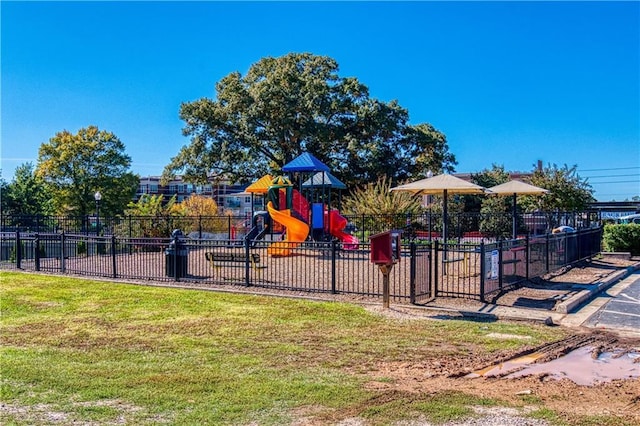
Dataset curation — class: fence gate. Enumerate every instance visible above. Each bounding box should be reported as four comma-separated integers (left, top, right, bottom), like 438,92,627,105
410,243,433,304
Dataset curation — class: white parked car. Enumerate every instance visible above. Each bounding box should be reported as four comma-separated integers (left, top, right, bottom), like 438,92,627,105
616,214,640,224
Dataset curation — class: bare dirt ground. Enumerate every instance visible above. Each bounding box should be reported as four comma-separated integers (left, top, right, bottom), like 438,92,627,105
355,256,640,425
353,330,640,425
491,255,640,310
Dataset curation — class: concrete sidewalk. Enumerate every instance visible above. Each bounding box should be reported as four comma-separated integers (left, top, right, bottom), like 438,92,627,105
415,262,640,329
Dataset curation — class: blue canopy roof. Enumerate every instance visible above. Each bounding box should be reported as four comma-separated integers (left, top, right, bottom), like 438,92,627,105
302,171,346,189
282,152,330,172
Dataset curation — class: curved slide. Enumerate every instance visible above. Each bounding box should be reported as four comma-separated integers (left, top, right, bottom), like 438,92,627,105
327,210,359,250
266,201,310,256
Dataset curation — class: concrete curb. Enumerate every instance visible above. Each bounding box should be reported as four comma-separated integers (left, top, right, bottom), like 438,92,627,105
555,264,640,314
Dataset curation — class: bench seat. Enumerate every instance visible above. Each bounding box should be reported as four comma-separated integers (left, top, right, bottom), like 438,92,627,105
205,252,265,273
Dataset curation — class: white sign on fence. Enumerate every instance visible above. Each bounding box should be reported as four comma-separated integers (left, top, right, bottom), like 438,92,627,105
485,249,499,280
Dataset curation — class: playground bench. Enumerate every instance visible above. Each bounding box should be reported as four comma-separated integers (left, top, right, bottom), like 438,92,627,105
205,252,265,273
503,245,525,265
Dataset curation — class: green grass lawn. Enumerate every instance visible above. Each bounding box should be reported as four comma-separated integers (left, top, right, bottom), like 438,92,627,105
1,271,566,425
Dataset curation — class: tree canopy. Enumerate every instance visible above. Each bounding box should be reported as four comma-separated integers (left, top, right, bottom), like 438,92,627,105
36,126,139,217
467,164,511,213
1,162,52,216
163,53,456,189
521,163,595,211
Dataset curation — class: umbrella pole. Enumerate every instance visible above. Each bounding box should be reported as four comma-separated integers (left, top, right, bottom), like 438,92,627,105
512,193,517,240
443,189,448,260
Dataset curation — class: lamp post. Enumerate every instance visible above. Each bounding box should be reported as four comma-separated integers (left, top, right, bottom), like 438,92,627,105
94,191,102,236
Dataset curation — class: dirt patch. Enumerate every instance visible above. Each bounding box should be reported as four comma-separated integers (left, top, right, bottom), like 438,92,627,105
359,256,640,423
357,330,640,424
534,256,637,285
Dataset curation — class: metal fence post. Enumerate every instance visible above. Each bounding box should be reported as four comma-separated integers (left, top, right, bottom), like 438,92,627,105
172,233,179,282
479,242,486,302
498,239,504,291
409,241,416,304
128,215,133,255
525,235,530,280
331,240,337,294
16,230,22,269
34,233,40,272
545,233,550,273
433,240,439,298
111,235,117,278
60,232,66,273
244,237,251,287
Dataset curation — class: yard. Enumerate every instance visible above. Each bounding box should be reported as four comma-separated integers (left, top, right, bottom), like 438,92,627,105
1,272,638,425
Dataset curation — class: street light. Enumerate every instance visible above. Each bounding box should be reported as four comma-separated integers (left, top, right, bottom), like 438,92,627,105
94,191,102,236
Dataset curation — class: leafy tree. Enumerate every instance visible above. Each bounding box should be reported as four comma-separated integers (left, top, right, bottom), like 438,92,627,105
466,164,510,213
521,163,595,212
170,194,219,216
170,194,226,234
471,164,510,189
479,196,513,239
36,126,139,217
1,162,52,216
121,194,177,239
125,194,176,217
467,165,512,237
163,53,456,188
406,123,457,178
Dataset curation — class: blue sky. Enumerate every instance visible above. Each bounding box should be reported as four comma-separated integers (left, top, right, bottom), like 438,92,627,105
2,1,639,201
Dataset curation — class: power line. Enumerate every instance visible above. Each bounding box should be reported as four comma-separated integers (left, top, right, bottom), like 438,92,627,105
579,166,640,172
585,174,640,179
589,180,639,184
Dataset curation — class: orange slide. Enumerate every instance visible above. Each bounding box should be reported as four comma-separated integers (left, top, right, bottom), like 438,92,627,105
266,201,310,256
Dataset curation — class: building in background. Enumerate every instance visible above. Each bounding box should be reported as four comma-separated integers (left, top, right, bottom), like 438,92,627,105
136,176,262,216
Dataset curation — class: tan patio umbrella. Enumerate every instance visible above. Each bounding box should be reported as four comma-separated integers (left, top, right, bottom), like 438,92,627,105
488,180,549,239
391,174,490,241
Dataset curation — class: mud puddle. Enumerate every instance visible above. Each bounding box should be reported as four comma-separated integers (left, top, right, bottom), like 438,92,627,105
467,346,640,385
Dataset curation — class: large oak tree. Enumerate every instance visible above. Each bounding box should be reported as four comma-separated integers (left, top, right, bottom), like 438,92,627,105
163,53,456,188
36,126,139,217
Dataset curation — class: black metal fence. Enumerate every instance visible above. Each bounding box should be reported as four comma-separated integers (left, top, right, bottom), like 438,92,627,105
0,227,603,303
1,211,601,242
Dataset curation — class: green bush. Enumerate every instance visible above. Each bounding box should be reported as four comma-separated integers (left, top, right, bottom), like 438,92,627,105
77,241,87,255
602,224,640,255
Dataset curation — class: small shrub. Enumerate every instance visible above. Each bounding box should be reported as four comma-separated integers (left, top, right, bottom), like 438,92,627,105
77,241,87,255
602,224,640,255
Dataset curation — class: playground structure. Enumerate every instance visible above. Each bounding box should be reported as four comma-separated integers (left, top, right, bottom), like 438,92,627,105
243,153,359,256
